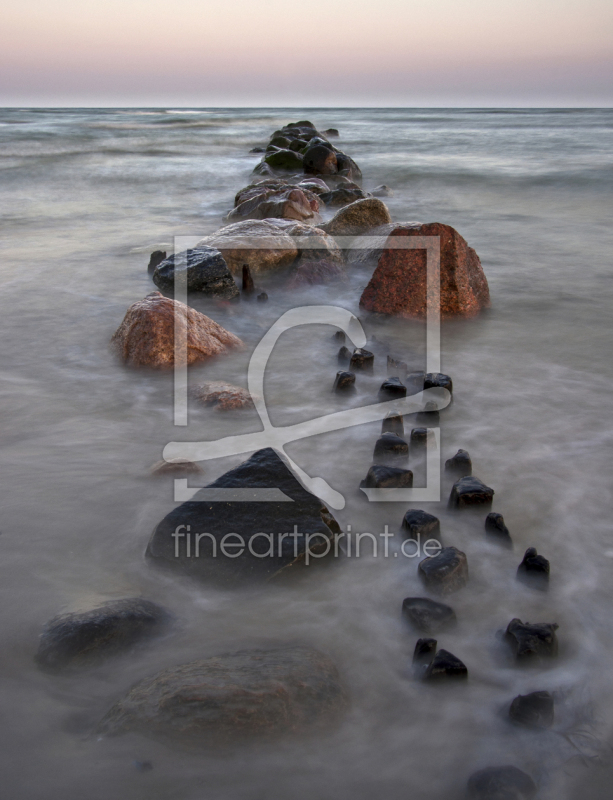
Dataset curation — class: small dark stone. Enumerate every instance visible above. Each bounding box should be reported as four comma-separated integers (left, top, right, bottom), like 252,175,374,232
147,250,167,274
413,637,437,668
485,512,512,548
338,345,352,365
504,618,559,662
387,355,408,379
410,428,429,449
466,766,537,800
425,649,468,681
449,476,494,509
424,372,453,395
332,330,346,343
153,247,239,299
406,371,425,393
509,691,554,728
349,348,374,373
445,449,472,478
257,292,268,302
323,128,340,137
373,432,408,463
402,509,440,541
242,264,255,295
363,465,413,489
382,411,404,436
333,371,356,392
418,546,468,595
378,377,407,400
402,597,457,634
517,547,550,589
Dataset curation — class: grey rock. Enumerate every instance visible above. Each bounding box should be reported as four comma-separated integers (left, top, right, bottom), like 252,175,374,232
418,546,468,595
485,512,512,548
152,247,239,299
333,370,356,392
402,510,441,542
362,465,413,489
445,449,472,478
378,377,407,400
517,547,549,589
425,648,468,681
504,618,559,662
349,348,374,373
373,432,409,464
402,597,456,634
449,476,494,509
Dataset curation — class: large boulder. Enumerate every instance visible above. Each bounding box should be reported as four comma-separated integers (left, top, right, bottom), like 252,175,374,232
320,198,392,238
111,292,243,369
226,185,320,224
359,222,491,318
146,448,341,587
35,598,170,672
198,220,299,275
152,246,239,298
98,645,347,746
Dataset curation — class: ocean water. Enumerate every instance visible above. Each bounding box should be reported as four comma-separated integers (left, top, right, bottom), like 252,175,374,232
1,107,613,799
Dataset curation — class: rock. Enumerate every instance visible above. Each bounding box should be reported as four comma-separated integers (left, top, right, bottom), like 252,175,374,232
362,465,413,489
242,264,255,295
504,619,559,662
269,135,292,149
303,143,338,175
445,449,472,478
410,428,429,449
359,222,491,318
449,476,494,509
111,292,243,369
323,128,339,137
266,219,344,266
226,186,320,224
517,547,550,589
349,348,374,373
338,345,352,365
319,187,370,207
263,148,304,171
382,411,404,436
373,432,409,463
150,459,203,476
387,356,408,380
257,292,268,302
485,513,512,548
146,448,341,586
147,250,167,274
286,259,347,289
413,637,437,668
402,597,457,634
249,146,265,153
335,152,362,184
198,220,299,276
378,377,407,400
402,510,441,541
297,177,330,194
98,645,347,745
190,381,255,411
152,247,239,299
289,138,308,152
320,198,392,238
466,766,537,800
371,185,393,197
509,691,554,728
425,649,468,681
424,372,453,395
418,546,468,595
35,598,171,672
333,371,355,392
332,330,346,343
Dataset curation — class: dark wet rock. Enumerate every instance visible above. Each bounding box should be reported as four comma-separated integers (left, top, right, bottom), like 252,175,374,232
320,198,392,238
35,598,171,672
371,184,393,197
362,465,413,489
445,449,472,478
251,161,276,177
333,371,356,392
335,152,362,183
410,428,429,449
152,247,239,299
466,765,537,800
517,547,550,589
485,513,512,548
449,476,494,509
147,250,167,274
150,459,203,476
98,645,348,746
323,128,339,137
424,372,453,395
504,618,559,662
402,510,441,541
242,264,255,295
338,345,352,365
382,411,404,436
402,597,457,634
406,371,426,393
509,691,554,728
289,138,309,152
264,148,304,171
226,185,320,224
249,146,266,154
425,649,468,681
269,135,292,149
413,637,437,668
257,292,268,302
319,187,369,207
349,348,374,373
191,381,255,411
373,432,409,463
286,259,347,289
146,448,340,587
303,143,338,175
359,222,491,319
378,377,407,401
418,546,468,595
332,330,346,343
387,356,408,380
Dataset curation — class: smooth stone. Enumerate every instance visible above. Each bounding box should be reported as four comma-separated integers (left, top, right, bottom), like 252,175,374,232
466,766,537,800
504,618,559,662
382,411,404,436
410,427,428,449
485,512,513,548
363,465,413,489
371,184,393,197
349,348,374,372
373,432,409,463
378,377,407,400
98,645,347,746
425,649,468,681
517,547,550,589
445,449,472,478
263,148,304,171
198,220,299,275
402,510,440,541
333,370,356,392
418,546,468,595
190,381,255,411
147,250,167,274
323,128,339,137
303,143,338,175
332,330,346,343
402,597,457,634
338,345,352,365
334,151,363,183
152,246,239,299
319,187,369,207
320,198,391,238
35,598,171,672
424,372,453,395
413,637,437,668
449,476,494,509
268,135,292,149
509,691,554,728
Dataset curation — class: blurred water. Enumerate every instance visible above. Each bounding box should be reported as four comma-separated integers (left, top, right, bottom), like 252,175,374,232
0,108,613,800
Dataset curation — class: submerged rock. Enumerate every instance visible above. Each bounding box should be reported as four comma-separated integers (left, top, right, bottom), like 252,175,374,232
319,187,369,207
382,411,404,436
485,512,512,548
402,597,457,634
373,432,409,463
425,648,468,681
349,348,374,373
449,476,494,509
257,292,268,302
387,356,408,380
35,598,171,672
359,222,491,318
371,184,393,197
504,618,559,662
378,377,407,400
410,428,429,450
320,198,392,238
466,766,537,800
333,370,356,392
517,547,550,589
418,546,468,595
509,691,554,728
338,345,352,365
362,465,413,488
402,510,440,541
152,247,239,299
445,449,472,478
111,292,243,369
190,381,255,411
413,637,437,669
147,250,167,274
146,448,340,587
98,645,347,746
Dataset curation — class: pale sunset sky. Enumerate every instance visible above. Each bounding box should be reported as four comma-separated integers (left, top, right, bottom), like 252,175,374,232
1,0,612,106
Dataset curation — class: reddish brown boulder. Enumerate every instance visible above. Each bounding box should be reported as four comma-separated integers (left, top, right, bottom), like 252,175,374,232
190,381,255,410
111,292,242,369
359,223,491,319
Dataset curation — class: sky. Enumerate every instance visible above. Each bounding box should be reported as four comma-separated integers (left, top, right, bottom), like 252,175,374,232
1,0,612,107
